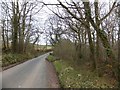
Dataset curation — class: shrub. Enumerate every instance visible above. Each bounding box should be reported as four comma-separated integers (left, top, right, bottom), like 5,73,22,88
53,39,76,62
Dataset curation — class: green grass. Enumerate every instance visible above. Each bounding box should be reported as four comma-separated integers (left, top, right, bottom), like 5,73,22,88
34,45,52,50
2,51,47,67
47,55,117,88
2,53,34,67
47,55,55,62
47,54,60,62
54,60,63,72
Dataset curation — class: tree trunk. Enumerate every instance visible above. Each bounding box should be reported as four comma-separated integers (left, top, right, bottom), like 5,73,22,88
83,1,117,78
12,2,19,53
84,2,96,70
118,2,120,88
19,2,26,53
2,20,6,50
6,10,9,49
86,24,96,70
78,30,82,59
94,0,101,76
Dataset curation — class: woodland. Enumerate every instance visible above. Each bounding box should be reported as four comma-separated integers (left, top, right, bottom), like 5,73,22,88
1,0,120,88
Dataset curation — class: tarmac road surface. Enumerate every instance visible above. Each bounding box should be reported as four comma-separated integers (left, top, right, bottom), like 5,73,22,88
2,52,51,88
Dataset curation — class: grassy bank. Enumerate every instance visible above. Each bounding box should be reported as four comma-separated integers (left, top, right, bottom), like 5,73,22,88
47,54,117,88
2,50,51,67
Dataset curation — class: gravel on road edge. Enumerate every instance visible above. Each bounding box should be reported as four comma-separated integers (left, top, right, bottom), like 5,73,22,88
46,60,60,88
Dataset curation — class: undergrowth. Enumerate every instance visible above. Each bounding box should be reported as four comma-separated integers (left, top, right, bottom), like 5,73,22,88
2,51,47,67
47,55,118,88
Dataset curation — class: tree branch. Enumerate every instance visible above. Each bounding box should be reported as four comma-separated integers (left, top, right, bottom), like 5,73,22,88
100,1,116,22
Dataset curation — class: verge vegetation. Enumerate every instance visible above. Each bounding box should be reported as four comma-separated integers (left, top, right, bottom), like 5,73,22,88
2,46,52,68
47,39,118,88
47,54,117,88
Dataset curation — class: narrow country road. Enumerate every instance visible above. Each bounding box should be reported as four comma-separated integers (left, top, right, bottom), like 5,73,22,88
2,52,51,88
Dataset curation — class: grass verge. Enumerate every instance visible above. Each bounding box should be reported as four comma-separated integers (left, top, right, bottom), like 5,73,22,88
47,54,117,88
2,51,47,68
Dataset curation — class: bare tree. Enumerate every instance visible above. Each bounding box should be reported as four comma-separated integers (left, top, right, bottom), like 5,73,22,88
42,0,118,79
1,0,43,53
